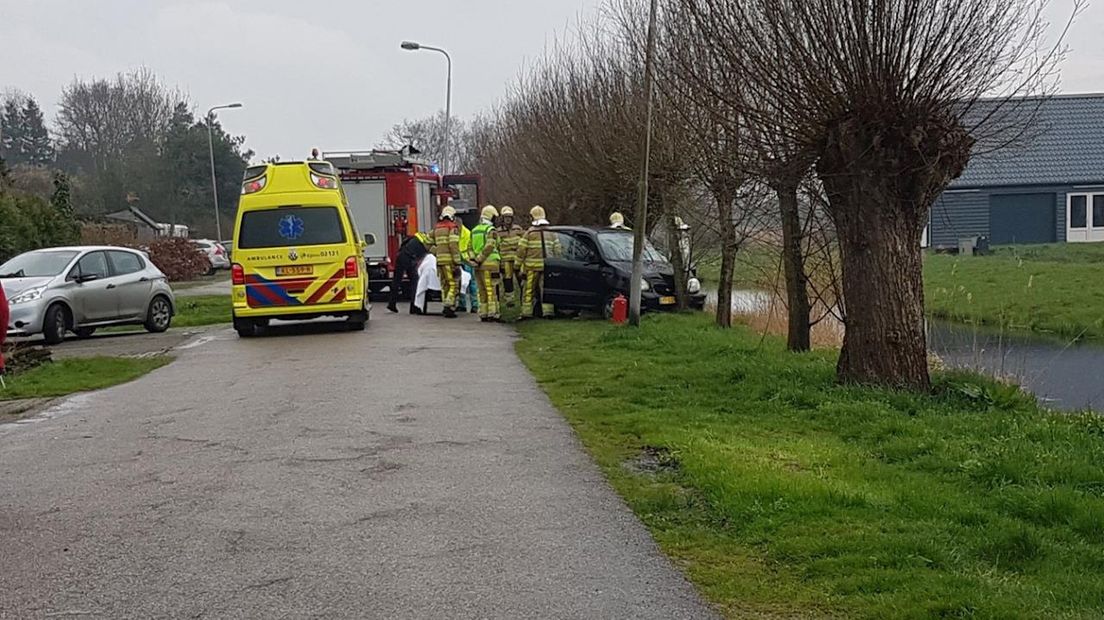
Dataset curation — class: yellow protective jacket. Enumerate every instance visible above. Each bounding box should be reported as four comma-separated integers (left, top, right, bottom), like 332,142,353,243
472,221,501,271
516,225,560,272
496,224,524,263
431,220,462,266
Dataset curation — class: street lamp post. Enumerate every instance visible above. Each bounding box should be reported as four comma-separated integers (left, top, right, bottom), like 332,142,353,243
629,0,659,326
206,102,243,241
401,41,452,173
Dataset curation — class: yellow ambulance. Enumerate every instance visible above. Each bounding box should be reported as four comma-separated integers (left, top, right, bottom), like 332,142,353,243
230,161,372,337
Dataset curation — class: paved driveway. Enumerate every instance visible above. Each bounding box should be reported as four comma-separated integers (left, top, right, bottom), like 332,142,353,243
0,312,715,619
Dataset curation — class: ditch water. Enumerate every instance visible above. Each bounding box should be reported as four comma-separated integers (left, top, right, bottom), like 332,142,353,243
710,289,1104,412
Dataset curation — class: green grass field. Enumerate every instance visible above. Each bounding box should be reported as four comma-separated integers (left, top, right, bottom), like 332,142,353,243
516,314,1104,618
925,244,1104,341
172,295,232,328
0,356,171,401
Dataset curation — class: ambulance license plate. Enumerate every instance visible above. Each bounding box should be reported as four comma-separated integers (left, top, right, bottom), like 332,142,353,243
660,296,677,305
276,265,313,277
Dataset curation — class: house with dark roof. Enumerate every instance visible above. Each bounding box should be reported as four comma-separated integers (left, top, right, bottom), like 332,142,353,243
929,93,1104,248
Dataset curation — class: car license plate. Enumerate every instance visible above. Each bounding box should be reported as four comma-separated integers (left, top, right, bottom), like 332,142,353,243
276,265,313,277
660,296,677,305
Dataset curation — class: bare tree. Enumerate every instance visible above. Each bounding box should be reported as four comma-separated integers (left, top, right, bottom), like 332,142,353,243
676,0,1079,388
56,68,182,172
378,112,474,172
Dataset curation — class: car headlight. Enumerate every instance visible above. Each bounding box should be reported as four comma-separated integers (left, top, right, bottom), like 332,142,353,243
640,279,650,292
688,277,702,294
11,286,46,305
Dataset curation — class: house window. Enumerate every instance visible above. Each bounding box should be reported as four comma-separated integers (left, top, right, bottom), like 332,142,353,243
1070,195,1088,229
1067,192,1104,242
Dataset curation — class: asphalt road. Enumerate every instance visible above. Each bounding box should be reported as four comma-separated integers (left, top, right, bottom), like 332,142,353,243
0,311,716,619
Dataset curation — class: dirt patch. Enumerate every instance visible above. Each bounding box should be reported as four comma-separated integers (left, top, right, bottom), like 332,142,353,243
622,445,681,476
0,398,55,424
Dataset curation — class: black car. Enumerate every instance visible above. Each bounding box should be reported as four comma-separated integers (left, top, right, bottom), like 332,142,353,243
541,226,706,316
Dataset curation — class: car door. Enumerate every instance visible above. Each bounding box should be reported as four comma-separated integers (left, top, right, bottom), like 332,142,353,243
542,231,575,307
560,232,604,308
543,231,603,309
108,250,153,319
69,251,119,322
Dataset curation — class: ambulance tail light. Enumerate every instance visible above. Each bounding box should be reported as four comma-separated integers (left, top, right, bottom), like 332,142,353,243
345,257,359,279
231,263,245,285
242,176,267,195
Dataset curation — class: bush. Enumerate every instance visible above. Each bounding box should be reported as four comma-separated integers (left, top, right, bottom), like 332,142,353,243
0,189,80,263
143,238,209,282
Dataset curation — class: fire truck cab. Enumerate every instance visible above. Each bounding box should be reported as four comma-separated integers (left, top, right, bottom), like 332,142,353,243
324,150,481,298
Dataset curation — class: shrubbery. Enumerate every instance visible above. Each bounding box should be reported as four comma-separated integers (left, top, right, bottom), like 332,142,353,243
0,189,80,264
142,237,209,282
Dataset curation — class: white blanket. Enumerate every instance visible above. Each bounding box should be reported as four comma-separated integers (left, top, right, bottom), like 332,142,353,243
415,254,472,310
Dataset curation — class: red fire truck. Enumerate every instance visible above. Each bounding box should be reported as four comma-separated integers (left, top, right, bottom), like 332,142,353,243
324,150,482,297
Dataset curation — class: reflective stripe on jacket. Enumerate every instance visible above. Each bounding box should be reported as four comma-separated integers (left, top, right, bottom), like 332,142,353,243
472,222,501,269
497,225,524,262
516,225,556,271
459,223,475,262
431,220,462,266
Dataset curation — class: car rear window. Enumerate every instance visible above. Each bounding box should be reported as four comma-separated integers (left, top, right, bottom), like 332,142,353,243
237,206,347,249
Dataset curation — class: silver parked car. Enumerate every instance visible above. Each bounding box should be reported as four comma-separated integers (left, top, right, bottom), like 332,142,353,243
1,246,176,344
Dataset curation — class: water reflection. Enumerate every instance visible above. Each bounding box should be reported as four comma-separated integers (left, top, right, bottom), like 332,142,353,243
927,321,1104,412
708,289,1104,412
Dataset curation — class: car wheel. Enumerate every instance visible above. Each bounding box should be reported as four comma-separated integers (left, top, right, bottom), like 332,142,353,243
346,310,368,331
74,327,96,339
43,303,70,345
234,318,258,338
144,296,173,333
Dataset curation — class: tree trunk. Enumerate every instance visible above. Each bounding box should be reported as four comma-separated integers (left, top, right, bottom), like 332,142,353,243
816,113,970,391
821,178,930,390
715,190,736,328
777,182,811,352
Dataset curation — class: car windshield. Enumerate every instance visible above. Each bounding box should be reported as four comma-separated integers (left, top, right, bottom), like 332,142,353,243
0,250,79,278
238,206,347,249
596,231,668,264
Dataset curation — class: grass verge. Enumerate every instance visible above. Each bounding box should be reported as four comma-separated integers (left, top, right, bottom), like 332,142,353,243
173,295,232,328
516,313,1104,618
0,356,171,401
924,244,1104,341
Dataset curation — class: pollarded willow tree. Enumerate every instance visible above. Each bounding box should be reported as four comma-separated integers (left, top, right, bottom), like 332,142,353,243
677,0,1079,389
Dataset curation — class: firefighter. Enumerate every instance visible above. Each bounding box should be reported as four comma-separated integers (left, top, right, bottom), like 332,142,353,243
516,205,553,319
496,206,524,307
609,212,630,230
457,219,479,314
387,230,433,314
431,206,463,318
471,205,502,322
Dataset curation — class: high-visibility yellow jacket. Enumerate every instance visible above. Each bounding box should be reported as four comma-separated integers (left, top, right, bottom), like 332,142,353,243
431,220,462,267
459,223,475,263
472,221,501,270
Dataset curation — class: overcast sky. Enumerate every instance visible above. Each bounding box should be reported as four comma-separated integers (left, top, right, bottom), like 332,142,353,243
1,0,1099,162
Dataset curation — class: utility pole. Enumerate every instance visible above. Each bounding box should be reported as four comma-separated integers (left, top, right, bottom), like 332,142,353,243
206,102,243,241
629,0,659,326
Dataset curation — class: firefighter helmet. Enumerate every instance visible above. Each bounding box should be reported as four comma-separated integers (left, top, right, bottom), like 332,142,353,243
441,206,457,219
530,205,546,220
481,205,499,220
500,206,514,217
609,212,625,227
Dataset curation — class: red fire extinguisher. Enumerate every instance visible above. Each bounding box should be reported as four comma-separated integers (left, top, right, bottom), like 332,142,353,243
611,293,628,325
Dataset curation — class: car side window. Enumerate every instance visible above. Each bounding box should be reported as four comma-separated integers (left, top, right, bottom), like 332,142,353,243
109,251,144,276
569,234,599,263
75,251,110,280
